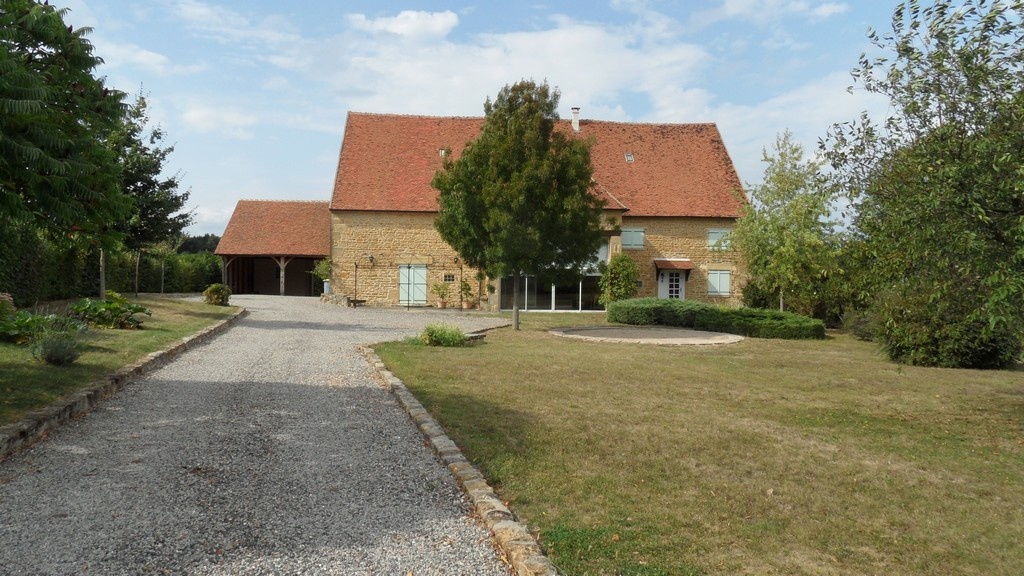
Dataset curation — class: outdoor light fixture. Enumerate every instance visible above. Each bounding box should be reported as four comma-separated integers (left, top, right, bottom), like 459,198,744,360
453,256,459,264
367,254,375,265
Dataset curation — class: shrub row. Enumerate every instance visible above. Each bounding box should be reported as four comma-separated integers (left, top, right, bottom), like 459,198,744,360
606,298,826,340
0,221,221,307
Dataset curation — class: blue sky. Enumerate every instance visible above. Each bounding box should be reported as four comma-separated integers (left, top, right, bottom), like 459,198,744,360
61,0,895,235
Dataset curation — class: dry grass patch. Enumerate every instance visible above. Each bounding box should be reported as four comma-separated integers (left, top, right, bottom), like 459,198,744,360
375,315,1024,576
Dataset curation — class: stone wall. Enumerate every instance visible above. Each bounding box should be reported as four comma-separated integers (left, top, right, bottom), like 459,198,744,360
330,211,490,308
330,210,745,308
616,215,746,306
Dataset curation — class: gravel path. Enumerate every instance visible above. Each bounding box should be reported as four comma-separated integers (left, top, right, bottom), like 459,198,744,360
0,295,511,575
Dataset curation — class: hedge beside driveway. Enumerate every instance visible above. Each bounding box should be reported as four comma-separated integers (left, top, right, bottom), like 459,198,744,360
606,297,826,339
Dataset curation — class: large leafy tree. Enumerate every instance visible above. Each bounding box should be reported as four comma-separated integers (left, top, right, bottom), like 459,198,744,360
110,93,193,252
0,0,128,240
732,131,842,319
826,0,1024,368
108,93,193,293
433,80,605,329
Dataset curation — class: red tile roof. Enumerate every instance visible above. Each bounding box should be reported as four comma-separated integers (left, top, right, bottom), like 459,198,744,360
330,112,745,218
215,200,330,257
654,258,695,270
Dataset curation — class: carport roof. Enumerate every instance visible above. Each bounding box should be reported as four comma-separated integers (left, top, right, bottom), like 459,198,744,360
215,200,330,257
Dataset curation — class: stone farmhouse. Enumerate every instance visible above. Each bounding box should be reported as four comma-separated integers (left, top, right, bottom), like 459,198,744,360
328,111,746,310
217,110,747,309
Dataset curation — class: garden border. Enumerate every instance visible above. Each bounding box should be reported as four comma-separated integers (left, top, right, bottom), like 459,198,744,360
360,345,560,576
0,307,248,460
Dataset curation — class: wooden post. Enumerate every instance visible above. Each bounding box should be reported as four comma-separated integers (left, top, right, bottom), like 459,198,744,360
274,256,293,296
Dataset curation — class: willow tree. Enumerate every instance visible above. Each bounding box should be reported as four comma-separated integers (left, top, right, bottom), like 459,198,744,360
432,80,605,329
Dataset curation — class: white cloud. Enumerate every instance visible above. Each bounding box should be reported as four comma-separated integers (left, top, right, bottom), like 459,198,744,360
93,39,206,75
182,104,258,140
316,13,709,123
708,70,890,186
347,10,459,39
170,0,301,46
191,204,237,235
690,0,851,29
811,3,850,19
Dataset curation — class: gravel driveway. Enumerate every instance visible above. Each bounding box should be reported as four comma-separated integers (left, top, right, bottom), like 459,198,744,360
0,295,511,575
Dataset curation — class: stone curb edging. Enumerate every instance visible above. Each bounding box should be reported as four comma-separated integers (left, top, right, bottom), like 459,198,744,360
359,345,560,576
0,307,249,460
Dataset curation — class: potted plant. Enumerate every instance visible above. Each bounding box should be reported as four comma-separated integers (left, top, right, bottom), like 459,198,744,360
458,279,475,309
431,283,451,308
311,258,332,294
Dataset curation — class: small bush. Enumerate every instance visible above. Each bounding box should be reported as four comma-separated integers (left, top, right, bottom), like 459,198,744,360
1,310,52,344
607,298,825,340
421,323,466,347
598,253,642,306
70,293,152,329
1,311,88,344
31,330,81,366
203,283,231,306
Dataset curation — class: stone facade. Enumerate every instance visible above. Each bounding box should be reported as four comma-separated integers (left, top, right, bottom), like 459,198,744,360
330,210,745,308
330,211,490,308
615,215,745,306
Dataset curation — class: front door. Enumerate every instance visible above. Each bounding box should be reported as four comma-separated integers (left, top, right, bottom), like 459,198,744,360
399,265,427,305
657,270,684,299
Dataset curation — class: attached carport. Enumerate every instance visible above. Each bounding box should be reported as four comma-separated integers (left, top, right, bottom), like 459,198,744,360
215,200,330,296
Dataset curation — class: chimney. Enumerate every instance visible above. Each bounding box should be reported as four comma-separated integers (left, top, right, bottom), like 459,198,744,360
571,107,580,132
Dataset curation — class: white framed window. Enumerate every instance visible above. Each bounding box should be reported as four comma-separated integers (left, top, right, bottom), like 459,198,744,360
621,228,644,249
708,229,731,251
707,270,731,296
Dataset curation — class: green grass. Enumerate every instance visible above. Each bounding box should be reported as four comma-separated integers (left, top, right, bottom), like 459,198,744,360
0,297,238,425
375,314,1024,575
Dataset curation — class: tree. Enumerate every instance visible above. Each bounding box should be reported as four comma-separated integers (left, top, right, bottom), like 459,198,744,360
732,131,841,319
825,0,1024,368
110,93,193,249
0,0,128,240
179,233,221,254
598,252,641,306
107,93,193,294
432,80,605,329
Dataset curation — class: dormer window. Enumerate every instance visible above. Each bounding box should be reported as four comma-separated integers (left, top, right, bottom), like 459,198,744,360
624,152,635,163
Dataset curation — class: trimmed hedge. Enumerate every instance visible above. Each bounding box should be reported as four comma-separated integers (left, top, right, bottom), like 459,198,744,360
606,298,825,340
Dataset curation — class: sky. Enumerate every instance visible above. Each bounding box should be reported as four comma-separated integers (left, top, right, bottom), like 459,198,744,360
58,0,897,236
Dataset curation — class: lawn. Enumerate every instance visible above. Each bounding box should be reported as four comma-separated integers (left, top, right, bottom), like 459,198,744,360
375,313,1024,576
0,297,238,426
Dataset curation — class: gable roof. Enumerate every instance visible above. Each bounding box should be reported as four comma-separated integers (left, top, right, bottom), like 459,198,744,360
330,112,745,218
215,200,330,257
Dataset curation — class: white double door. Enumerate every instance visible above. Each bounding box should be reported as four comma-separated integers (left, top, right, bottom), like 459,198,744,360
399,264,427,305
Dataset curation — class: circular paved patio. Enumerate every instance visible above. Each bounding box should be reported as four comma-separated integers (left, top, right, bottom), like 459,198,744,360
551,325,744,345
